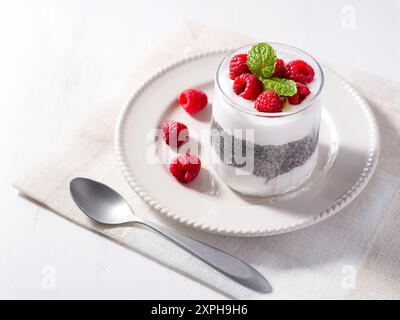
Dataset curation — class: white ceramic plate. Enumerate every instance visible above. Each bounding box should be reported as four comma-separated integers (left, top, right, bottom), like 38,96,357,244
116,50,380,236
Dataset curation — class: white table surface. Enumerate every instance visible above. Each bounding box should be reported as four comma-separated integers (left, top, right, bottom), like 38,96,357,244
1,0,399,299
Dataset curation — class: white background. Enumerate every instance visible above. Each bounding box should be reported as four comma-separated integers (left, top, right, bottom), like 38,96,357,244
0,0,399,299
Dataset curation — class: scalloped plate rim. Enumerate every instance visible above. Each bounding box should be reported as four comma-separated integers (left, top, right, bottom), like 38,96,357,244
115,49,380,237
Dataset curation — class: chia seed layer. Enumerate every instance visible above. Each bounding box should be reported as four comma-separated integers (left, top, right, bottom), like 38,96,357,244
210,118,318,182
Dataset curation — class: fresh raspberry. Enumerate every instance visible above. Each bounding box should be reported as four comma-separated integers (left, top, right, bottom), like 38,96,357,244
287,82,310,105
272,58,285,78
169,153,201,183
161,120,189,147
233,73,263,100
178,89,208,114
229,54,250,80
254,90,283,113
285,59,315,84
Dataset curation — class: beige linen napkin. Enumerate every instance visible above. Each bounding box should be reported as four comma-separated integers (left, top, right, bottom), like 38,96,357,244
14,22,400,299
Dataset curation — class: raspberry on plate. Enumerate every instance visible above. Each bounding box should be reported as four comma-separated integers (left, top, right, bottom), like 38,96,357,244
285,59,315,84
287,82,311,105
178,89,208,114
233,73,263,100
161,120,189,147
169,153,201,184
272,58,285,78
229,54,250,80
254,90,283,113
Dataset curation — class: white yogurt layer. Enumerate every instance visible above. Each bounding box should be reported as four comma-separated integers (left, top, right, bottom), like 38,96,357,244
212,91,321,146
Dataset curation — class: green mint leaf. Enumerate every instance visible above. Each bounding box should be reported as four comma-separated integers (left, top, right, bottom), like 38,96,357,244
247,42,277,78
262,78,297,96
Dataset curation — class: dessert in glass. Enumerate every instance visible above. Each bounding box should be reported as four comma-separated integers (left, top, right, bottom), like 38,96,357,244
210,42,324,197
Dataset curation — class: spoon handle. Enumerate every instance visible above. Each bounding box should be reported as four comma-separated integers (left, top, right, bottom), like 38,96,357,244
138,220,271,293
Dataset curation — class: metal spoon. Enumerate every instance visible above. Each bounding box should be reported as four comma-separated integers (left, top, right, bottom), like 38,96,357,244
69,177,272,293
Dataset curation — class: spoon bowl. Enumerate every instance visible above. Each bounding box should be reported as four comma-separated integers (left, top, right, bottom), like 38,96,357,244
70,177,137,225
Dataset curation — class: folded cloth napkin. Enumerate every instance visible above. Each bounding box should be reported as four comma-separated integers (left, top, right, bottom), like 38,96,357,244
14,21,400,299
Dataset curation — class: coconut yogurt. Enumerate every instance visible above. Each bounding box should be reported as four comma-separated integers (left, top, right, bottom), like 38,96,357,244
210,43,324,197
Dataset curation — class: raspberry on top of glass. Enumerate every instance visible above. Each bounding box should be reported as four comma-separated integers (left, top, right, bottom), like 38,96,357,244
227,42,316,113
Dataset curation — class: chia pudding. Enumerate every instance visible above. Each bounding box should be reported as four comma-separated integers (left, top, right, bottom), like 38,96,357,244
210,42,324,197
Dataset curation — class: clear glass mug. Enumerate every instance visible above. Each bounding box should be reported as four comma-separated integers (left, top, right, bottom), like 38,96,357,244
210,43,324,197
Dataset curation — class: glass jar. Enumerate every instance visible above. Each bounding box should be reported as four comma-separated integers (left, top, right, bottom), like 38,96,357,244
210,43,324,197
